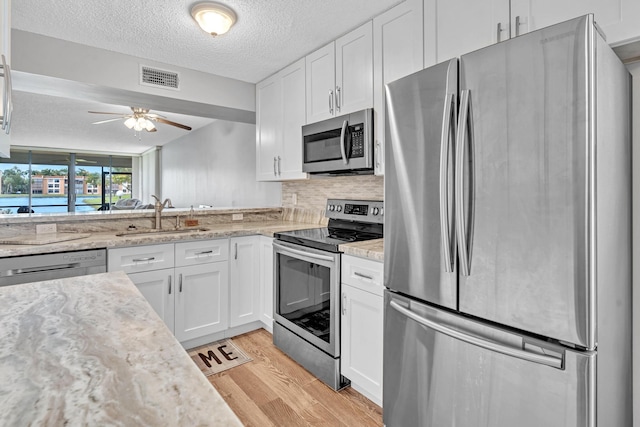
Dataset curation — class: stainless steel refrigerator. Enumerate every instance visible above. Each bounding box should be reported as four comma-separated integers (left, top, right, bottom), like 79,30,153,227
383,15,631,427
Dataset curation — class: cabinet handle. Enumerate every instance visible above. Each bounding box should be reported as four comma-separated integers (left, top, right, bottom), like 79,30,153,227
354,271,374,281
342,292,347,315
375,140,381,169
195,250,213,256
132,256,155,263
0,55,12,134
273,156,277,176
277,156,282,176
234,242,238,260
168,275,172,294
335,86,341,113
496,22,508,42
515,15,521,37
329,90,334,115
179,273,183,293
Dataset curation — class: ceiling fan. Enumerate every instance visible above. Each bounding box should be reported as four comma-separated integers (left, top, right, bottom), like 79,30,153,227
89,107,192,132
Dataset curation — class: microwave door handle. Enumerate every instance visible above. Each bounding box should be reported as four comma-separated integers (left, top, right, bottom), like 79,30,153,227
340,119,348,165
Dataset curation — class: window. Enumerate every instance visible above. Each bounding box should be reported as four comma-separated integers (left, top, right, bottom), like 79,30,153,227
0,150,134,214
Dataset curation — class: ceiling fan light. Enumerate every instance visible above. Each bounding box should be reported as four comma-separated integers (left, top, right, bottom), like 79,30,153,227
191,2,236,36
145,120,156,131
124,117,136,129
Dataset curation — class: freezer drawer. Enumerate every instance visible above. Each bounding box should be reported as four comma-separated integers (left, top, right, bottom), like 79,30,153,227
383,291,594,427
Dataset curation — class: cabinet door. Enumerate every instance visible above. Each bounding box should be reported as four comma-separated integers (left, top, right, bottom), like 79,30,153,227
128,269,175,334
256,73,283,181
306,42,336,123
424,0,510,64
279,58,308,180
229,236,261,328
373,0,424,176
335,21,374,116
510,0,640,44
341,284,383,405
174,262,228,342
259,236,274,329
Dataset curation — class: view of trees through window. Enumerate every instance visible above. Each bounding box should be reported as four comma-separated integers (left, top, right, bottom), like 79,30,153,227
0,150,134,214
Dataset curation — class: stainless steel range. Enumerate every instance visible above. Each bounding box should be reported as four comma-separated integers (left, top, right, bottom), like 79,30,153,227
273,198,383,390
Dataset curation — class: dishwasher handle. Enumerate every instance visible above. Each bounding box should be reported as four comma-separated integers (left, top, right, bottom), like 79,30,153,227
6,263,80,276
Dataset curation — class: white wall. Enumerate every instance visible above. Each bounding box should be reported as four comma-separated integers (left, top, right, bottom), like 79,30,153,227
629,62,640,427
161,120,281,208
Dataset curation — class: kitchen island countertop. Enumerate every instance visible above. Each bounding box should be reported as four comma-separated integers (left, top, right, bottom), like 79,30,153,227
0,271,242,426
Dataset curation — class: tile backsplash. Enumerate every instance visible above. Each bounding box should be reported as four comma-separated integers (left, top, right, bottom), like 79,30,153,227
282,175,384,211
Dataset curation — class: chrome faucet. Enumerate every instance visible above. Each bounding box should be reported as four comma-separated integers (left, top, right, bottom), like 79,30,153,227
151,195,173,229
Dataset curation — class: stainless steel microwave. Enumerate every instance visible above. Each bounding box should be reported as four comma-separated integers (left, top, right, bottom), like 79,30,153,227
302,108,374,175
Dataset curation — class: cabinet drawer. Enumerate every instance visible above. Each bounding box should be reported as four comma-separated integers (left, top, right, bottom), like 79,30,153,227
175,239,229,267
108,244,175,274
341,255,383,296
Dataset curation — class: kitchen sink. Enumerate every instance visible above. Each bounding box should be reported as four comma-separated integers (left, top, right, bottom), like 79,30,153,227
116,227,210,237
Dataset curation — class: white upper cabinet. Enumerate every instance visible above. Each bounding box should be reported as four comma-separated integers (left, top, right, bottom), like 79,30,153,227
373,0,424,175
0,0,11,157
256,58,307,181
425,0,640,67
306,22,373,123
424,0,509,66
510,0,640,45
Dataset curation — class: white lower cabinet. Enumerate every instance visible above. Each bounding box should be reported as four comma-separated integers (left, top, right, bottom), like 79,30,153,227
128,269,175,334
259,236,274,330
341,254,383,406
109,239,229,344
229,236,261,328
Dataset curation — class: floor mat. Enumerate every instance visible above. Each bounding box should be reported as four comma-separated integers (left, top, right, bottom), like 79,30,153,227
188,338,252,376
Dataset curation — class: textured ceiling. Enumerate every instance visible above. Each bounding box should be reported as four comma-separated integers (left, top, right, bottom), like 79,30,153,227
10,0,403,155
13,0,403,84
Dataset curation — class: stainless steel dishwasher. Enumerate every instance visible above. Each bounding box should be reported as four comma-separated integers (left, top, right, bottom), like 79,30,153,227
0,249,107,286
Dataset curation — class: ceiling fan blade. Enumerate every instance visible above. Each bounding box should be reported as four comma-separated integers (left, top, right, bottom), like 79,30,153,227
88,111,128,115
153,117,192,131
92,118,125,125
144,113,167,119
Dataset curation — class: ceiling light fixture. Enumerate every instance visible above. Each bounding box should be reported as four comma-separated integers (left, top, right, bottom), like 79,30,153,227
191,2,237,37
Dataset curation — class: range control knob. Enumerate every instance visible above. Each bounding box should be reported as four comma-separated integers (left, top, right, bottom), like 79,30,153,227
328,205,335,211
372,207,380,216
380,207,384,216
336,205,343,212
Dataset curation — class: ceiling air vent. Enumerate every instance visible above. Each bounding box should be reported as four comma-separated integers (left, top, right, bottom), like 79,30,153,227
140,65,180,90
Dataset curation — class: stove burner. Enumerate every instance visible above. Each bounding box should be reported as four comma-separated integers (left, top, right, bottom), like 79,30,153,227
328,230,358,242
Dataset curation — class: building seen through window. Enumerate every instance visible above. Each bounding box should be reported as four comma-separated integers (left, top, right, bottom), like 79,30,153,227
0,150,133,214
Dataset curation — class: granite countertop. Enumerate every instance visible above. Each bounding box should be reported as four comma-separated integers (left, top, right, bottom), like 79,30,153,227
339,238,384,262
0,219,384,262
0,271,242,426
0,220,324,258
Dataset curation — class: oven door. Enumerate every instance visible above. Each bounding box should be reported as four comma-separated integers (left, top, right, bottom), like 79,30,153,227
273,240,341,357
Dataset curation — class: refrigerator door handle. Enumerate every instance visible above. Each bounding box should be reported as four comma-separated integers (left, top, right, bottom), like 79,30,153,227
389,300,564,369
440,92,456,273
340,119,349,165
455,89,474,276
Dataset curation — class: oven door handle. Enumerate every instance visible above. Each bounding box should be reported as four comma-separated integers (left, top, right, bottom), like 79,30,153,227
273,241,336,262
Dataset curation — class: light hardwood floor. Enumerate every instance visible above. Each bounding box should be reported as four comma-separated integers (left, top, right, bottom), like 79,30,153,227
207,328,383,427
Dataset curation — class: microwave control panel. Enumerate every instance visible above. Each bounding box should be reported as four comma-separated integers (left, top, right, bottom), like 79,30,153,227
350,125,365,158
